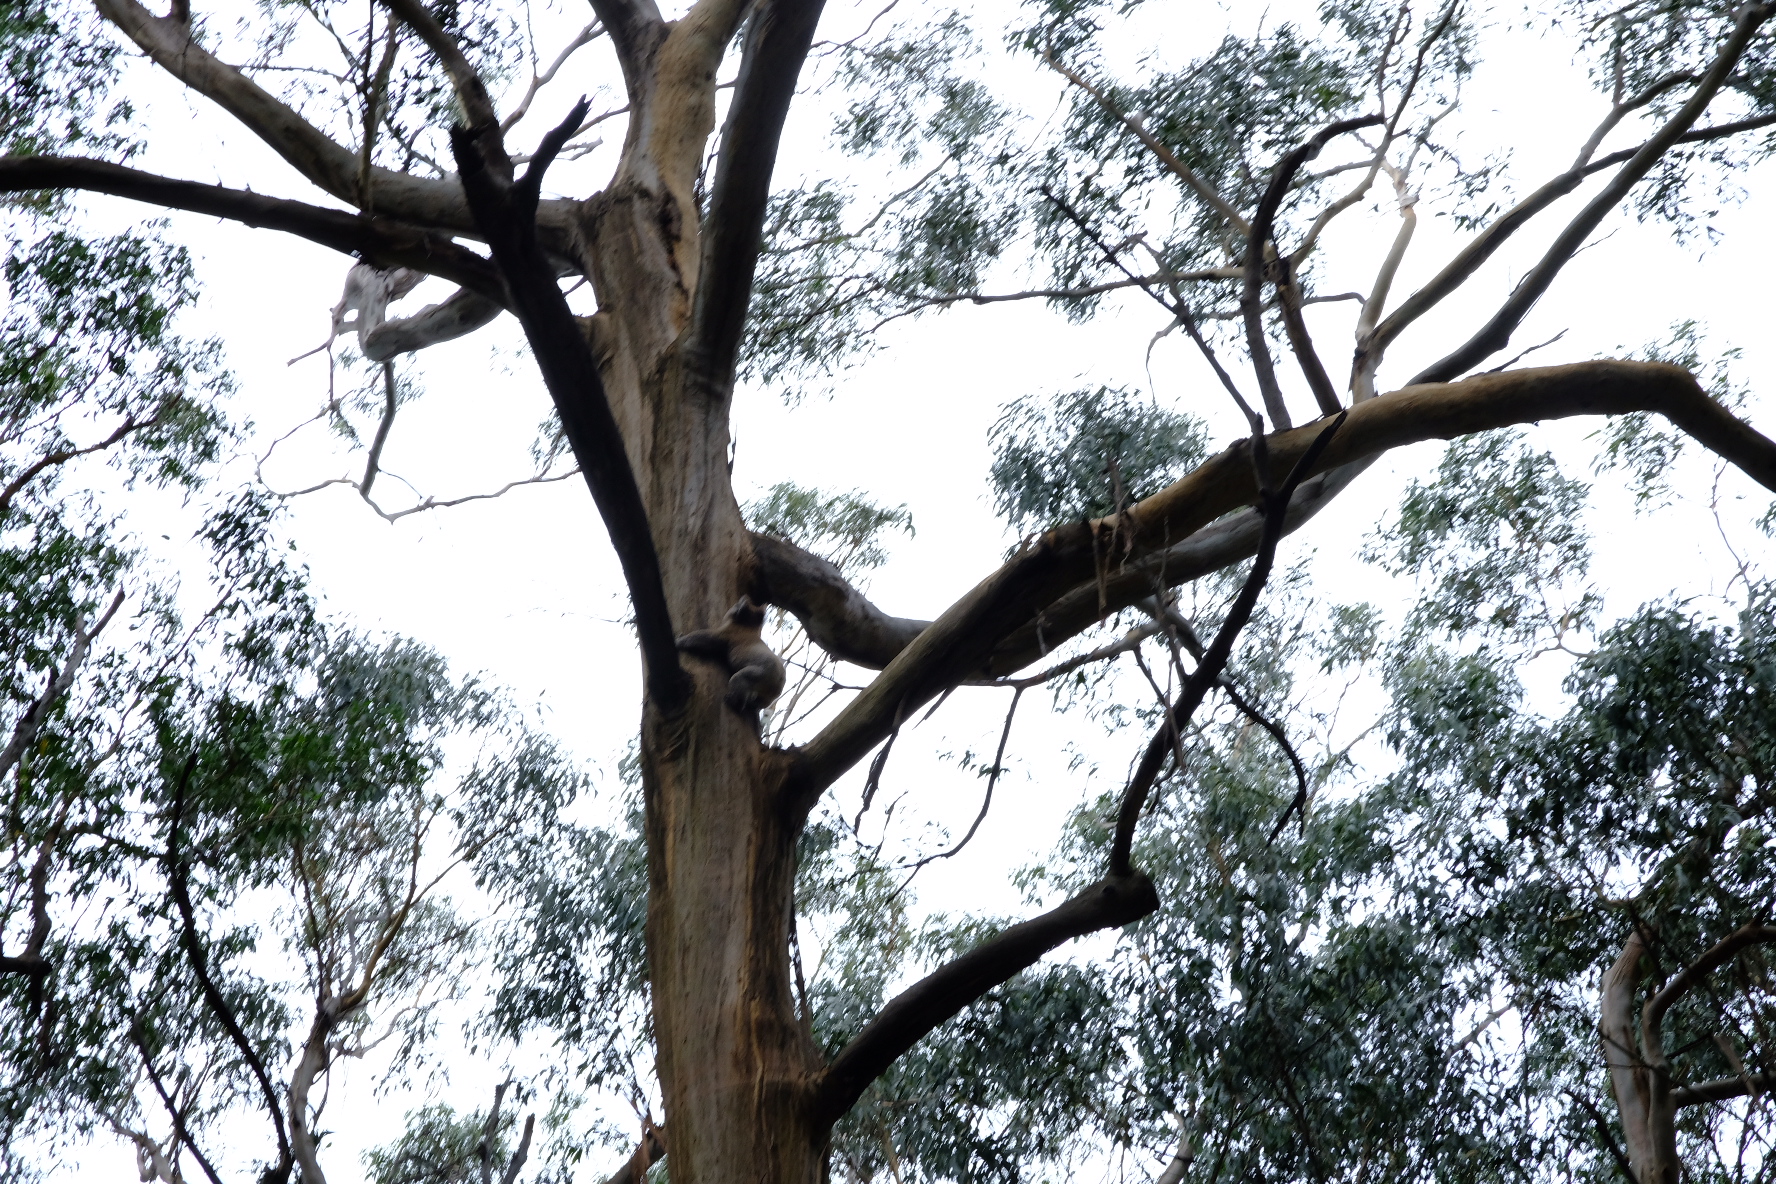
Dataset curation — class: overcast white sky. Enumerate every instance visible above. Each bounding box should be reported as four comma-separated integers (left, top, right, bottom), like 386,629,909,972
46,0,1776,1177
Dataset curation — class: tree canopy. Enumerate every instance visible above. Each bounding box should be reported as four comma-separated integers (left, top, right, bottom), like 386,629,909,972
3,2,1776,1184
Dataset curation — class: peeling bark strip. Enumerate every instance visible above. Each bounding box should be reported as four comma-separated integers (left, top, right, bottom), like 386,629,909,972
790,360,1776,802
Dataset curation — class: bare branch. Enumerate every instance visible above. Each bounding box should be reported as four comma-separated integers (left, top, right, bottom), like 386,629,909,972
812,871,1158,1128
379,0,500,129
502,23,604,132
1414,3,1775,383
0,157,508,303
92,0,476,228
451,103,691,711
688,0,828,390
1242,117,1382,429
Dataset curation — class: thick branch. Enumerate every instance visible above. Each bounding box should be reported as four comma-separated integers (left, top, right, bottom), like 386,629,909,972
788,360,1776,803
812,872,1158,1128
688,0,827,389
749,534,927,668
450,107,690,710
792,362,1776,805
987,460,1373,676
0,157,507,302
1673,1071,1774,1108
1601,930,1661,1182
92,0,481,229
588,0,666,94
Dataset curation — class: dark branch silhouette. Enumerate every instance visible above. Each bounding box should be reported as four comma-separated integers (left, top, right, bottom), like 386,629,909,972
812,871,1157,1129
0,157,507,302
451,102,691,710
1241,116,1382,428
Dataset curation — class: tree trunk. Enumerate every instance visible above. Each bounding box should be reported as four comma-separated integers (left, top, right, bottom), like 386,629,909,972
575,142,826,1184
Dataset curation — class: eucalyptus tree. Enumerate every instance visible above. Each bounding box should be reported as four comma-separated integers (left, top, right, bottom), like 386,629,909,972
7,1,1776,1183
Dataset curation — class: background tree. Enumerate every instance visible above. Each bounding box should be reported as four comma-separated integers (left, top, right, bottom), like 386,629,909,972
5,1,1776,1182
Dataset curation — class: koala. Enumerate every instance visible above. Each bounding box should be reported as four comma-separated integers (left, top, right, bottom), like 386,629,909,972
675,597,786,716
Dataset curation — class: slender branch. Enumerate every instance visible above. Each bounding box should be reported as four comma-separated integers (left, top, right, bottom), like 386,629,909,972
1369,103,1776,378
1108,414,1345,876
0,157,508,303
503,24,603,132
360,363,398,497
1414,3,1775,383
450,103,690,711
0,591,125,785
129,1020,227,1184
164,755,294,1184
790,359,1776,806
1042,39,1249,234
688,0,827,390
1242,116,1383,429
1570,1089,1642,1184
1143,603,1312,841
378,0,500,128
0,411,164,516
812,871,1158,1128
